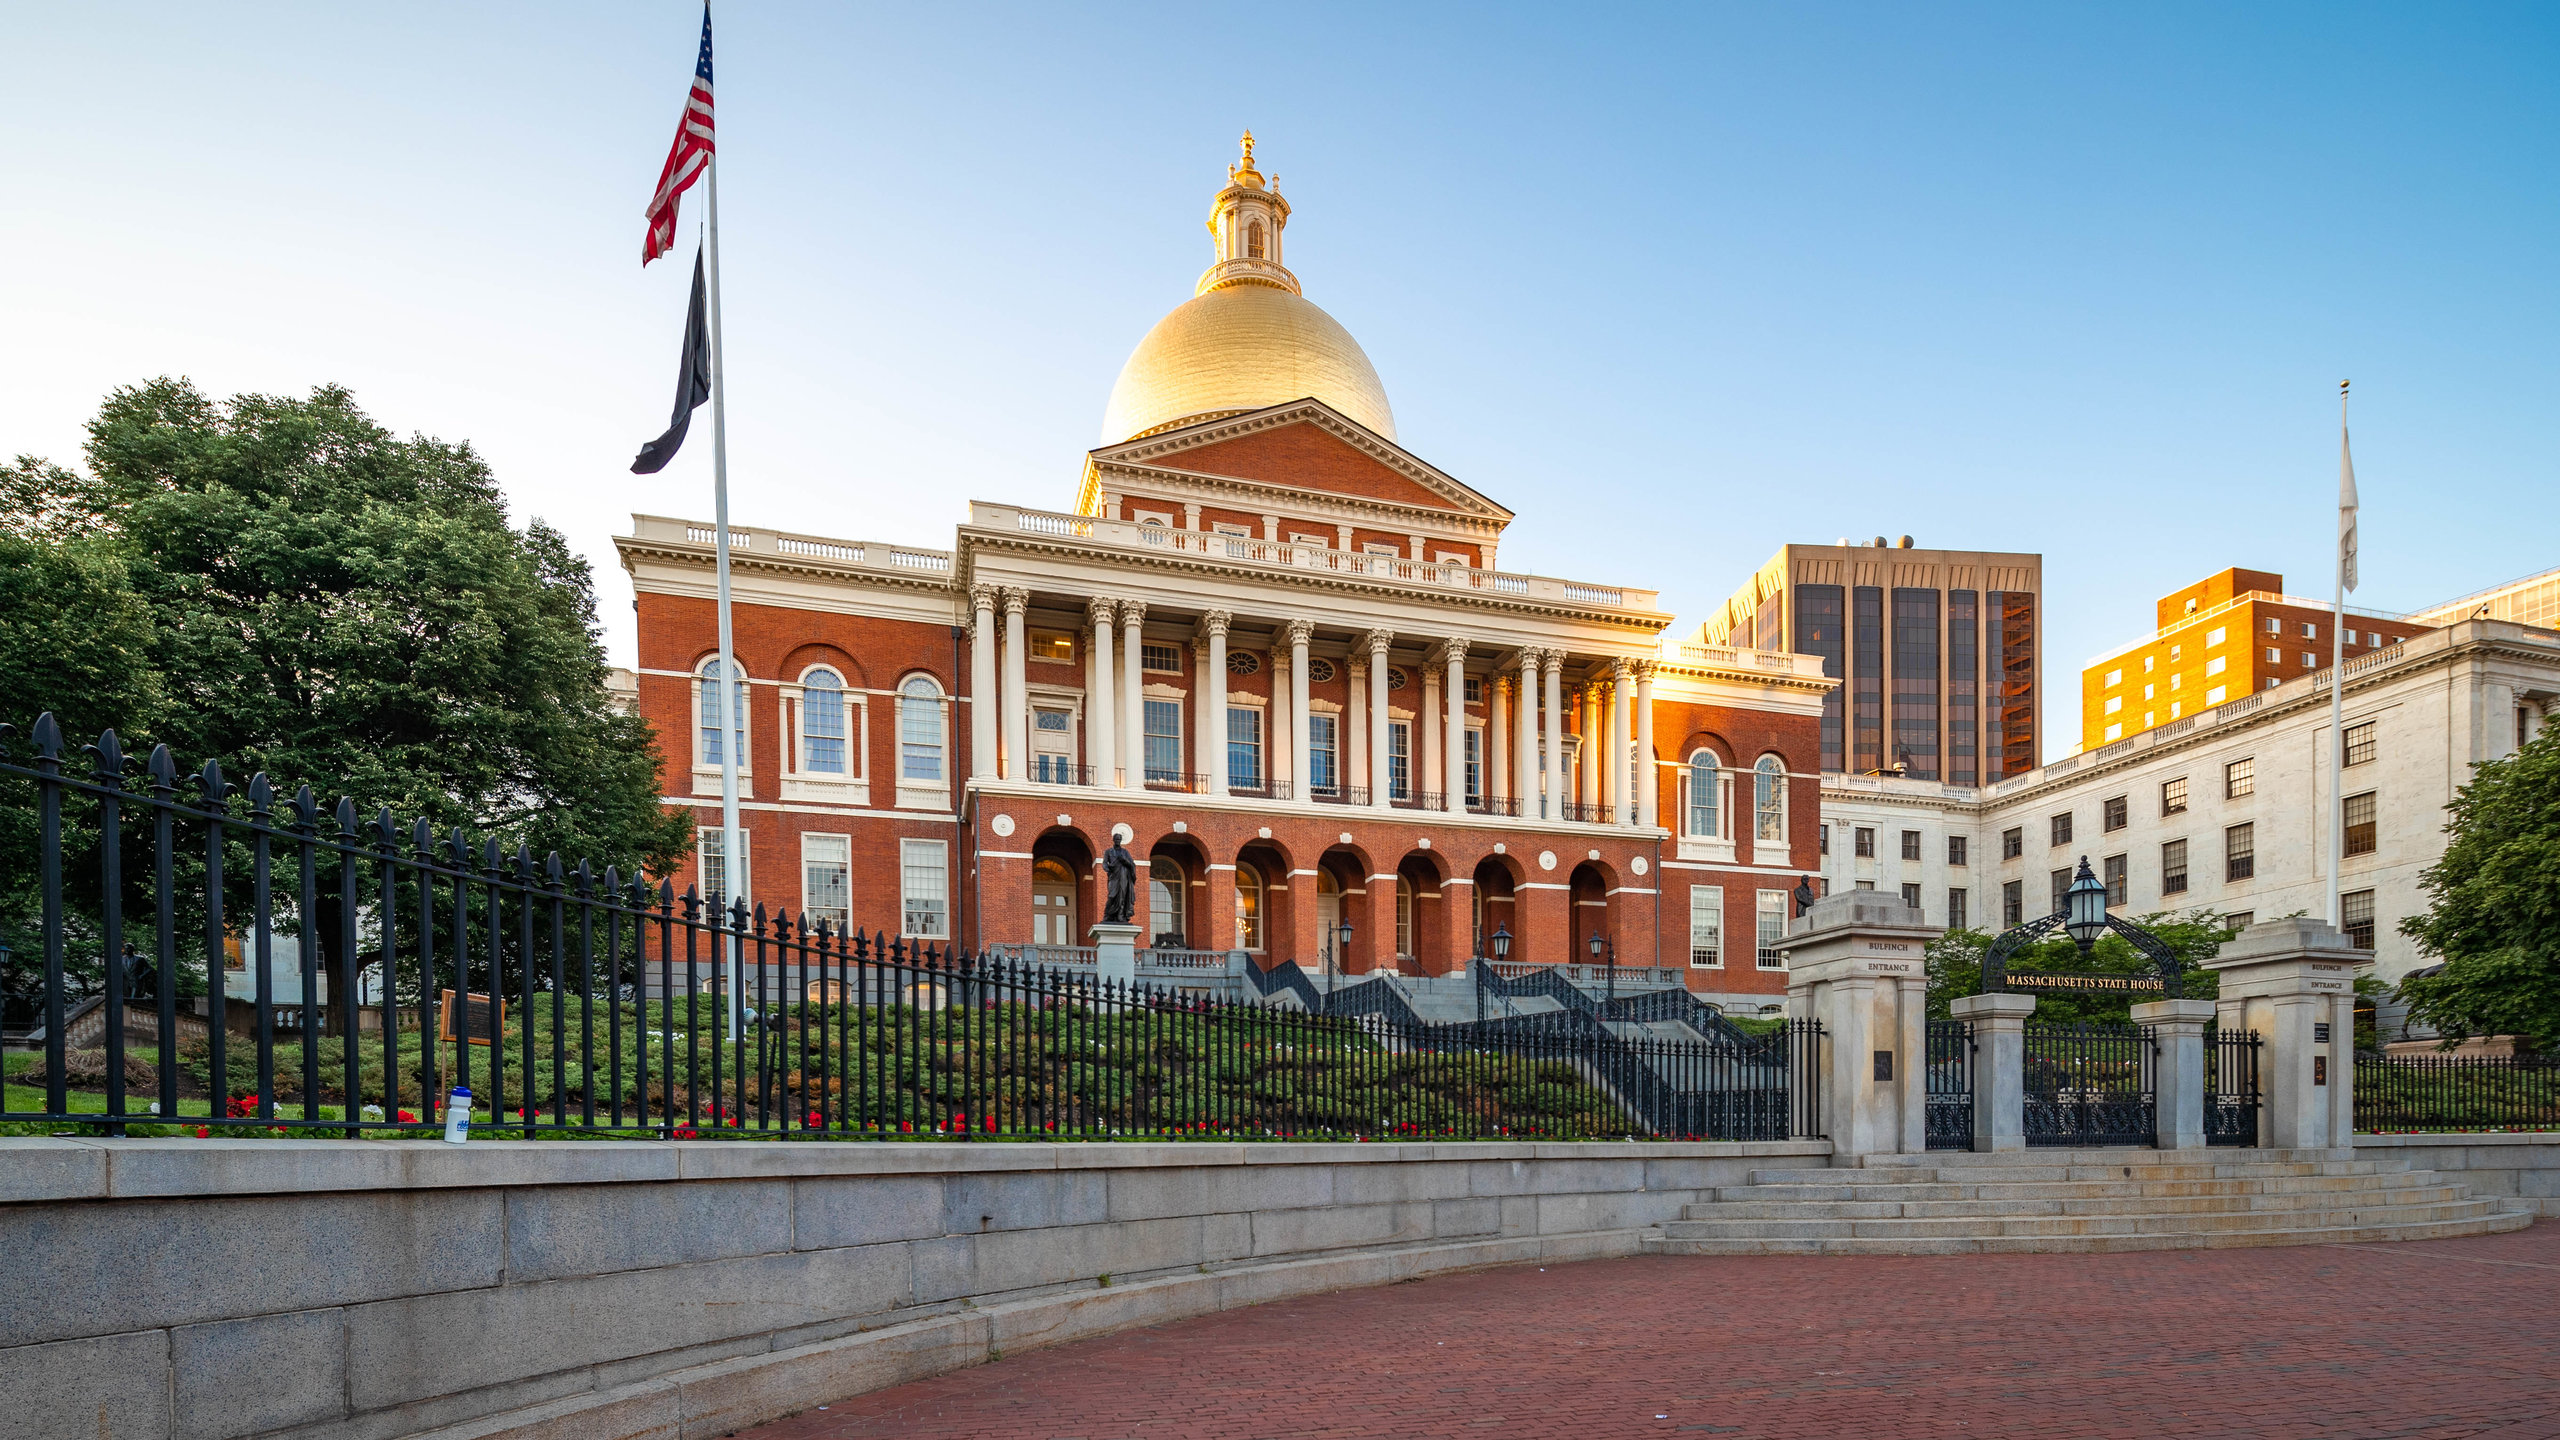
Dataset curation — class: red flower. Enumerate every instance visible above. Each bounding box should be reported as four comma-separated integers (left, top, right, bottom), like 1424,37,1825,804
983,1115,996,1132
195,1126,210,1138
397,1109,418,1123
901,1120,914,1133
672,1125,699,1139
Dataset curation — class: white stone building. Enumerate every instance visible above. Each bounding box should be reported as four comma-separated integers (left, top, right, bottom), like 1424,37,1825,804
1815,619,2560,1011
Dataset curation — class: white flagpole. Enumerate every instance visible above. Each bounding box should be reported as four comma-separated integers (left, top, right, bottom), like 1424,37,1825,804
706,149,743,1039
2327,379,2349,929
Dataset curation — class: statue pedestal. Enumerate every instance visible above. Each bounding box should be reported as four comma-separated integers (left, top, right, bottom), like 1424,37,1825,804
1090,922,1140,991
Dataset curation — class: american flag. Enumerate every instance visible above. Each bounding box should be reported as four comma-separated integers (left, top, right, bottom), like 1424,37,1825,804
642,7,716,265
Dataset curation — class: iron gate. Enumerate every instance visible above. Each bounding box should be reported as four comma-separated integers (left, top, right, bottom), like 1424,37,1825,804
1926,1019,1974,1150
2205,1026,2262,1147
2023,1021,2156,1147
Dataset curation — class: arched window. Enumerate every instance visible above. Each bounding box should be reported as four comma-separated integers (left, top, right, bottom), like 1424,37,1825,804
1234,863,1264,951
899,676,944,782
1149,856,1187,948
1247,221,1265,259
1687,750,1720,837
801,667,847,774
1755,756,1786,842
1396,875,1414,961
696,656,746,768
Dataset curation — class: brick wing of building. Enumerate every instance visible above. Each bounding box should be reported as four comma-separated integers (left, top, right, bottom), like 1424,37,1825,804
618,136,1832,1011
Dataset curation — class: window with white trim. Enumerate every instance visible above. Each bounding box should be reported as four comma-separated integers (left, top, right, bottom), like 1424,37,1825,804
898,676,945,782
799,667,850,775
900,839,948,938
1227,706,1263,791
1753,756,1785,843
1307,713,1338,795
801,833,850,934
1688,886,1722,968
1388,722,1412,801
1755,890,1788,969
698,826,751,914
696,657,747,769
1686,750,1720,837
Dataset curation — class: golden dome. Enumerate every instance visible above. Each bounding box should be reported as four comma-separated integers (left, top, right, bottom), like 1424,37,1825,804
1099,135,1396,444
1101,284,1396,444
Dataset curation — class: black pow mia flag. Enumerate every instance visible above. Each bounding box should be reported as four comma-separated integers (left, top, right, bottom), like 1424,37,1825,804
631,244,711,474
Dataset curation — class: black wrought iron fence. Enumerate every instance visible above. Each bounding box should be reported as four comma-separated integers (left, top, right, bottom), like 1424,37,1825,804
1925,1019,1973,1150
2355,1052,2560,1132
2022,1021,2156,1147
0,715,1820,1143
2204,1026,2262,1146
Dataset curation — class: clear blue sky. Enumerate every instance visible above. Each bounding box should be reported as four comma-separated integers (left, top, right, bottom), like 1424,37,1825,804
8,3,2554,759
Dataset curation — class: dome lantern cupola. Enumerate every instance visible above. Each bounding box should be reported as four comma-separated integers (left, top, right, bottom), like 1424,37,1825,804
1099,134,1396,444
1197,130,1299,297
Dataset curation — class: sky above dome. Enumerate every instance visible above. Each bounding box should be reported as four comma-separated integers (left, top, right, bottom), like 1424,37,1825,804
7,2,2555,761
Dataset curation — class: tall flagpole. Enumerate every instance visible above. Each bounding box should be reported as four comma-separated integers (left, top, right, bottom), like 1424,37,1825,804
706,147,743,1037
2327,379,2349,929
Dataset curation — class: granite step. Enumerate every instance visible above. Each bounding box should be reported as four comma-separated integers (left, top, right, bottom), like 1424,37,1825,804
1688,1185,2469,1221
1659,1198,2509,1241
1643,1206,2532,1256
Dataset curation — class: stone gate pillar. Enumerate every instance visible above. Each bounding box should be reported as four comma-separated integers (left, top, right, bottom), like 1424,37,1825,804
2130,997,2217,1149
1779,893,1936,1159
2201,919,2370,1149
1948,991,2036,1152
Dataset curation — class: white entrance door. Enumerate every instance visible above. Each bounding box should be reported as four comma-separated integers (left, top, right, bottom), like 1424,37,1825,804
1032,858,1078,945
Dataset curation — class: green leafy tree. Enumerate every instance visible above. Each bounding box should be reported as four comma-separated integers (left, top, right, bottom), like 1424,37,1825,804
2,380,691,1010
1926,910,2234,1023
2397,720,2560,1051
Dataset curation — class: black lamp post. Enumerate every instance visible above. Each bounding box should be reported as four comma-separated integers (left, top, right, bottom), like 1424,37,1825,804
1978,853,2184,997
1588,929,1615,1001
1329,916,1353,997
1480,925,1512,1022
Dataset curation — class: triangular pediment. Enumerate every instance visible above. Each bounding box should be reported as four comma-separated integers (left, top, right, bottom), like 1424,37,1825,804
1089,400,1512,521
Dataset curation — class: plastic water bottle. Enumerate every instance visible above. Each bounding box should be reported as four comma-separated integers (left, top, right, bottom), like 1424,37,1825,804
442,1087,473,1144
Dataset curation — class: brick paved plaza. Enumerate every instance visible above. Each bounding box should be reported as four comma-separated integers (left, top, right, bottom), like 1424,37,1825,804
740,1222,2559,1440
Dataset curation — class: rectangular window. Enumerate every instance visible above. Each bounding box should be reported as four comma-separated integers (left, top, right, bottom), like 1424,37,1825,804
1892,587,1941,780
2002,828,2023,860
2002,880,2023,927
1027,630,1075,662
2162,778,2188,815
1227,706,1263,791
698,666,746,768
1854,826,1875,858
2225,758,2254,799
1756,890,1788,969
2301,622,2318,639
2266,618,2282,634
2344,720,2376,767
1464,726,1484,805
2104,696,2122,715
1948,835,1968,867
2206,656,2226,677
697,826,751,913
1853,586,1884,774
1141,642,1181,674
2207,626,2227,647
2226,823,2255,882
1948,888,1968,930
1144,698,1182,783
1948,589,1978,786
899,839,947,938
2343,791,2377,857
1901,882,1922,909
2300,652,2316,668
1799,584,1847,773
2050,869,2071,915
2225,911,2254,930
1688,887,1723,969
801,833,850,934
899,687,944,782
2103,796,2127,832
2342,889,2375,950
2161,839,2189,895
2051,812,2072,846
1308,714,1338,794
1819,823,1829,855
1901,829,1922,861
2206,685,2227,705
2266,647,2281,663
2103,854,2128,907
2105,668,2122,688
1388,721,1412,801
1463,675,1484,705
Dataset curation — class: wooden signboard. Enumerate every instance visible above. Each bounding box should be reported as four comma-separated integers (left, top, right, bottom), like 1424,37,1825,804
437,989,503,1046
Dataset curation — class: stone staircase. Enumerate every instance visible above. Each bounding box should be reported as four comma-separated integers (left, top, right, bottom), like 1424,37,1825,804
1646,1147,2535,1255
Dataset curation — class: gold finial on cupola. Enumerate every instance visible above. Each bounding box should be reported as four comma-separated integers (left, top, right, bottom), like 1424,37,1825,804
1228,130,1265,190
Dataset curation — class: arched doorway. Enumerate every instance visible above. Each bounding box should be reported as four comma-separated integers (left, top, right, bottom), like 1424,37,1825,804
1314,869,1340,974
1148,852,1190,949
1472,855,1521,965
1032,857,1078,945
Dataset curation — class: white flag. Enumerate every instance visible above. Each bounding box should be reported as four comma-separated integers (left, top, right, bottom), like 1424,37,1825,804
2338,419,2359,593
